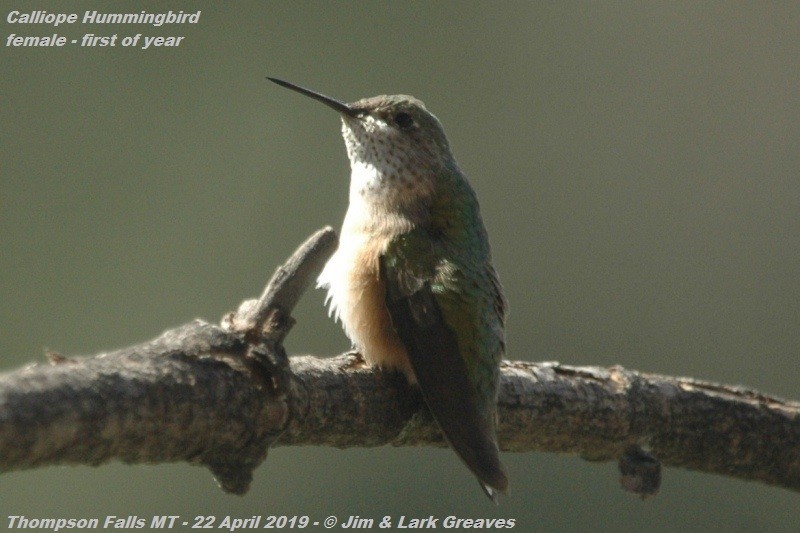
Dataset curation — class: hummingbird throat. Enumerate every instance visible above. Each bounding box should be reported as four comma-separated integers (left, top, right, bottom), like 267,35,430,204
343,124,437,216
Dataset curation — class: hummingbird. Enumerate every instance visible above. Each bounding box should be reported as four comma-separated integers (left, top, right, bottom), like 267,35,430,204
268,77,508,501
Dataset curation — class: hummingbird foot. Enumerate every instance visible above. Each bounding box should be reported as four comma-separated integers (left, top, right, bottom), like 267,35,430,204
339,349,367,371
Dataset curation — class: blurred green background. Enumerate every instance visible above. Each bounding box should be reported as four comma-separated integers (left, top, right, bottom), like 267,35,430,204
2,1,799,530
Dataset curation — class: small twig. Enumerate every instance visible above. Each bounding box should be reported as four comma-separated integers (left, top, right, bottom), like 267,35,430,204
223,226,338,343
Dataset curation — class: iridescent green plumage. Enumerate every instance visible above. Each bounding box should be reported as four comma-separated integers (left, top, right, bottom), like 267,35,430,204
383,176,506,413
382,223,507,497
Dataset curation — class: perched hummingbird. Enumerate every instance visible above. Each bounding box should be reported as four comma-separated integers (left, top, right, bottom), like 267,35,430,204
268,78,508,500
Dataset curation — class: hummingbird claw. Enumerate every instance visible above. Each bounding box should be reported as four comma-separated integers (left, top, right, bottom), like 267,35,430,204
340,349,367,371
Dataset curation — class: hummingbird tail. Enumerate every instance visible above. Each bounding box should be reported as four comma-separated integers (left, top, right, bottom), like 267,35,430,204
480,481,503,505
472,446,508,502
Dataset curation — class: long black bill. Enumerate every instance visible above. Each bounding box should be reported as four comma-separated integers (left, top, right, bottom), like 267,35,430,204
267,77,360,118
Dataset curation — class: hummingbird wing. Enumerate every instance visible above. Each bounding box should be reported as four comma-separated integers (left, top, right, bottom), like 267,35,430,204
380,233,508,500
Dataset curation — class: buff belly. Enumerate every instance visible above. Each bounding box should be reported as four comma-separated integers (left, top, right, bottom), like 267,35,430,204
318,237,417,382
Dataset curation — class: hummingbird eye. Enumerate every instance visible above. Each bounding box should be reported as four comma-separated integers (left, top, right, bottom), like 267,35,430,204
393,112,415,130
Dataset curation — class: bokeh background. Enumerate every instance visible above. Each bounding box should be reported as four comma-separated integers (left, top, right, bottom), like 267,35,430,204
2,1,799,530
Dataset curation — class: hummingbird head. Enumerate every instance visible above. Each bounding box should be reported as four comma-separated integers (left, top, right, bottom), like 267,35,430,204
340,95,454,176
268,78,458,212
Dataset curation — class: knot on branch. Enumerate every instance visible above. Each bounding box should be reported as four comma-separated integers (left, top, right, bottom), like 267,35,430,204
212,227,338,492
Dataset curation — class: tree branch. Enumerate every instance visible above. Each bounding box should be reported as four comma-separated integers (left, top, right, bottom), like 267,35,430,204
1,228,798,496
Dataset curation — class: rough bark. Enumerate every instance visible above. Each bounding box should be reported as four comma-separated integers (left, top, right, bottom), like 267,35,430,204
0,228,797,496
